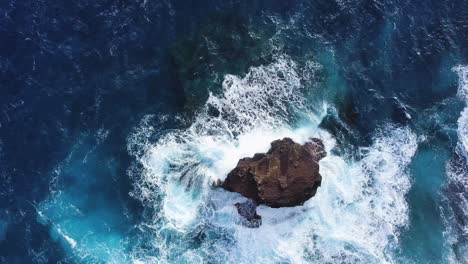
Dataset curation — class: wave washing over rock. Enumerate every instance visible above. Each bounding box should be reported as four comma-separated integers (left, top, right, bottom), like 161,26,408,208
221,137,326,209
219,137,326,228
3,1,468,263
128,56,418,263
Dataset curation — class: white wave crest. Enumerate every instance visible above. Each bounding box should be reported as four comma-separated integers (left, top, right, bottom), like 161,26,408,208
202,126,417,264
129,56,417,263
131,56,325,230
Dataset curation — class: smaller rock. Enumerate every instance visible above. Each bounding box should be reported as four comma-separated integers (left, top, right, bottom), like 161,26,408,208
234,199,262,228
211,179,223,188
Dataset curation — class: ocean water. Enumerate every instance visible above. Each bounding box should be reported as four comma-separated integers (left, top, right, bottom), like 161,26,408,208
1,0,468,263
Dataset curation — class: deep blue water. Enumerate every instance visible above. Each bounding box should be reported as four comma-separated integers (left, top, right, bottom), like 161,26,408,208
1,0,467,263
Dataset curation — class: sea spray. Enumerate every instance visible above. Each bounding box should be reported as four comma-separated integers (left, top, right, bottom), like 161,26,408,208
129,56,324,226
129,56,417,263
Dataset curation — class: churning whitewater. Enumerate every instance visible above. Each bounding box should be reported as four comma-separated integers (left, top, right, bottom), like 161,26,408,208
128,56,418,263
4,1,468,263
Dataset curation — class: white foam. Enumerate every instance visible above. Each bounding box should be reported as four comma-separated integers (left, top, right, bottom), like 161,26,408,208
443,66,468,264
57,227,77,249
132,56,325,230
453,65,468,158
448,65,468,190
130,56,417,263
203,126,417,264
459,108,468,161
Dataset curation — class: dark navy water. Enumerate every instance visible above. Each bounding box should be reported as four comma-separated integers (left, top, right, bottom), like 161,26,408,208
0,1,467,263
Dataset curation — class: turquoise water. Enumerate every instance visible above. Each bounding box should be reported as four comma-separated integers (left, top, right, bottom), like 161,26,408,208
399,143,450,263
1,0,467,263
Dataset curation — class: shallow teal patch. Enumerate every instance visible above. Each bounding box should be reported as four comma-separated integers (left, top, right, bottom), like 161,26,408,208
36,138,134,263
398,141,450,263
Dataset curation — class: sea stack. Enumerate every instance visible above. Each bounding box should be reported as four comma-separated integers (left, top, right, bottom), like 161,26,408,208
222,137,326,209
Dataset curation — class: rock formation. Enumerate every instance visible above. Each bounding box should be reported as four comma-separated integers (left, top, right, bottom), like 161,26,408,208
222,137,326,208
234,199,262,228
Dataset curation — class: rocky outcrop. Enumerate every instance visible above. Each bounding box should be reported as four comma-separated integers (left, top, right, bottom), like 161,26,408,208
234,200,262,228
222,137,326,208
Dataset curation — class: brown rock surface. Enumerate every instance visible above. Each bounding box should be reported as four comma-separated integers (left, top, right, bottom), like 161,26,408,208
222,137,326,208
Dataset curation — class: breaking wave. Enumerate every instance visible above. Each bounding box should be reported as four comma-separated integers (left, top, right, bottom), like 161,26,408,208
128,56,418,263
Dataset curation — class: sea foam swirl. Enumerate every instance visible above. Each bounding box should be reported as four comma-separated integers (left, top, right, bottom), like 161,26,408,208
129,56,417,263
